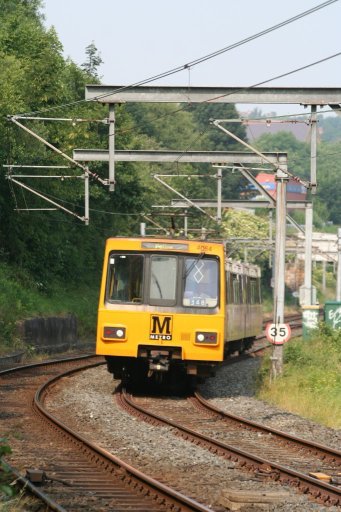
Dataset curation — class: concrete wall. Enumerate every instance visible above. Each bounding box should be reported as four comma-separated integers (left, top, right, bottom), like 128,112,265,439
18,315,78,353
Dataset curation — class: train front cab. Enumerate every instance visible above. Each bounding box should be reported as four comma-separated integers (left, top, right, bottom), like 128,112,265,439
96,238,226,380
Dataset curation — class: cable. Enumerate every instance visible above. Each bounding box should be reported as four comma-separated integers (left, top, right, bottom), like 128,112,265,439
111,50,341,138
204,52,341,104
15,0,339,117
112,50,341,174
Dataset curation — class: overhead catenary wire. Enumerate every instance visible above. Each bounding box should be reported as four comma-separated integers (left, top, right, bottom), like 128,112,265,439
104,50,341,140
10,48,341,213
14,0,339,118
7,2,341,225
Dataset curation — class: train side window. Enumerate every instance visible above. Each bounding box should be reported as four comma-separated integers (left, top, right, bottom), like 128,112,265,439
226,272,233,303
244,275,250,304
232,274,241,304
250,278,260,304
107,254,144,303
149,256,177,305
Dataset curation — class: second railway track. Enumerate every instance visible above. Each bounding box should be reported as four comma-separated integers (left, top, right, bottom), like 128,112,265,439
118,386,341,508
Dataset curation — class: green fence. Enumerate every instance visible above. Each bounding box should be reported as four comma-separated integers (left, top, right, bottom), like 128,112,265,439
324,301,341,330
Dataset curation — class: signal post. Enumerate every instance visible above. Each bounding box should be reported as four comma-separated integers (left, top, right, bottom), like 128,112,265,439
271,167,289,377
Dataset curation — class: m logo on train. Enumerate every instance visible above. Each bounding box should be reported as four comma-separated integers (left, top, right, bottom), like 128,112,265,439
150,315,173,341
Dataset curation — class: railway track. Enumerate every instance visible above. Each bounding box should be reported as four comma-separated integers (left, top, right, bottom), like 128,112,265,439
0,357,212,512
118,386,341,508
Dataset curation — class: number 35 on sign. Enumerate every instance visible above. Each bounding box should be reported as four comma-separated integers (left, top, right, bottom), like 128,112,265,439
265,323,291,344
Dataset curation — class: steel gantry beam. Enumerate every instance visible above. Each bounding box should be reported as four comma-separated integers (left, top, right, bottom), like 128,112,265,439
170,199,309,210
85,85,341,105
72,149,287,165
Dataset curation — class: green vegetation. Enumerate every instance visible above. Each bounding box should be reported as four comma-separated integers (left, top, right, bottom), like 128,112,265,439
0,262,98,352
0,439,14,498
0,0,252,352
257,325,341,428
313,264,336,303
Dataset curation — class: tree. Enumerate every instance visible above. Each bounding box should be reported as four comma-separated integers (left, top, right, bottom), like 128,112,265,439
81,41,103,78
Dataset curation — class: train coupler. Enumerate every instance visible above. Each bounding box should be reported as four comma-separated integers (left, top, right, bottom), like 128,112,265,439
148,352,170,372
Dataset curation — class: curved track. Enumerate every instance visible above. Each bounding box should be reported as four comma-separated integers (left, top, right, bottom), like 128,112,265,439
118,387,341,507
0,357,212,512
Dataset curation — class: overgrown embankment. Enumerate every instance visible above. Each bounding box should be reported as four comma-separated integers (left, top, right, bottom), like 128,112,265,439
0,262,98,354
257,325,341,428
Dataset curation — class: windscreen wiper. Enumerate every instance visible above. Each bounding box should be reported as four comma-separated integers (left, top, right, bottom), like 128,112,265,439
184,252,205,279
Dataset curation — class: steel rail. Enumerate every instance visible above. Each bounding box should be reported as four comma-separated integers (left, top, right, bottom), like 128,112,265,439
0,353,98,376
193,392,341,463
33,361,213,512
0,356,100,512
2,462,67,512
120,389,341,506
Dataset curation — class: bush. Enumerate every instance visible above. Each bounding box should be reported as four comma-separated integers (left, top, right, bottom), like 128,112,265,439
0,439,14,498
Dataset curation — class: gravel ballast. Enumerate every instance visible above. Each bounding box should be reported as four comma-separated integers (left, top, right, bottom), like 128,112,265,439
46,358,340,511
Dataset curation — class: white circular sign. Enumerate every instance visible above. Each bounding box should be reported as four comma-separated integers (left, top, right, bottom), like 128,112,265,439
266,323,291,344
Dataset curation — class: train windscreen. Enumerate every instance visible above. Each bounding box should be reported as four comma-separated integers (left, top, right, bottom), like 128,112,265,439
183,258,218,308
106,252,218,308
108,254,143,303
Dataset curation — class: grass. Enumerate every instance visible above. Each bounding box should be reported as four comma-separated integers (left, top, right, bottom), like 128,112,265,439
257,324,341,428
0,262,99,354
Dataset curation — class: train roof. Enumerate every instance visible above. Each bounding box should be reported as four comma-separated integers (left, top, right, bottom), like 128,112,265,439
225,259,261,278
105,237,261,275
105,237,225,254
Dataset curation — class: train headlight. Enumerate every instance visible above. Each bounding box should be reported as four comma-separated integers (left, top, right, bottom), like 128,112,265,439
103,326,126,341
195,332,218,344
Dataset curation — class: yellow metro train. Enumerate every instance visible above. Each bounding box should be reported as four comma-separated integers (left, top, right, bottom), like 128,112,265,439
96,237,262,382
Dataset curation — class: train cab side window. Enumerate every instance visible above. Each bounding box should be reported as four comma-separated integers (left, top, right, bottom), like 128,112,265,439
107,254,144,303
149,256,177,305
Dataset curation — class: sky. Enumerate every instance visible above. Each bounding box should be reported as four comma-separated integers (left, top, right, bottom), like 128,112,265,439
41,0,341,117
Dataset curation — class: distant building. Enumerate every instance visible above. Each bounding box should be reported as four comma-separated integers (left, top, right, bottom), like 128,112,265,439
245,173,307,202
240,115,323,142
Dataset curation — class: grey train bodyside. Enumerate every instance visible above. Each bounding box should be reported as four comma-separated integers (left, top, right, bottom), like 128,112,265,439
225,260,262,355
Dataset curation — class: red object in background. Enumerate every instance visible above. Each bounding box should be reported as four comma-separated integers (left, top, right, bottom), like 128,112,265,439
255,173,307,201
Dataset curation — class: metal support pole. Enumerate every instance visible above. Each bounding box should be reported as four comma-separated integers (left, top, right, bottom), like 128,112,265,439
217,167,222,223
322,259,326,294
272,168,288,377
310,105,317,194
109,105,115,191
84,169,89,226
140,223,146,236
184,210,188,237
302,203,313,305
337,228,341,301
269,210,273,269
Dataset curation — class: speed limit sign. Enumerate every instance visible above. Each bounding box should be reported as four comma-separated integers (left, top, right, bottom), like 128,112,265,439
266,323,291,344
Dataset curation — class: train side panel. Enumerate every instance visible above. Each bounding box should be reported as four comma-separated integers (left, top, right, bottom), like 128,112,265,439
225,260,262,348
